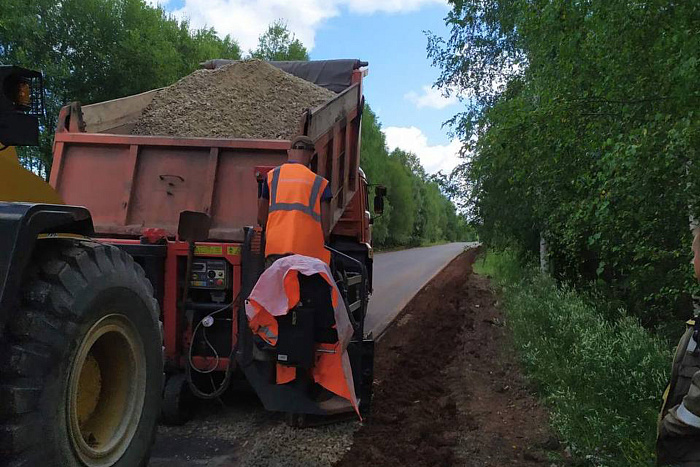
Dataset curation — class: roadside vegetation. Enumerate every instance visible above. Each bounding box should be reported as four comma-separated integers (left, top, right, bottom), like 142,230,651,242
476,249,670,466
430,1,700,326
360,105,475,247
430,2,700,460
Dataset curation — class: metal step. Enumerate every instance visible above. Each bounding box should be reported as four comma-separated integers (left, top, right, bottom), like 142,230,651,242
347,274,362,287
348,300,362,312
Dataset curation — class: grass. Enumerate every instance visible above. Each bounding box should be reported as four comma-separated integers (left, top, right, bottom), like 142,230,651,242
475,249,671,466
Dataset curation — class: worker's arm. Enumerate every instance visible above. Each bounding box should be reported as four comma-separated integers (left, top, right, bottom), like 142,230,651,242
320,180,332,242
258,197,269,229
321,200,330,242
258,178,271,228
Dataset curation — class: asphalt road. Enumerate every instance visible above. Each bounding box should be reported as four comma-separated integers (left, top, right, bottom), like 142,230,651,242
365,242,477,338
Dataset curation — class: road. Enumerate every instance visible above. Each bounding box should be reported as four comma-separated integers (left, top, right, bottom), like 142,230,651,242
365,242,476,338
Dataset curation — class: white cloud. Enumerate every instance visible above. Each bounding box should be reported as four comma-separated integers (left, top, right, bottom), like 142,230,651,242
340,0,445,14
171,0,446,51
383,126,463,174
404,85,457,110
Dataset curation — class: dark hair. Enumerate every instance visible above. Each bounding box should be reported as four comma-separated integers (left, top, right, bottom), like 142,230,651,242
291,135,315,151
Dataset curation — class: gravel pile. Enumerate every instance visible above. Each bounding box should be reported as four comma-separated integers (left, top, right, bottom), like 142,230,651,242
132,60,335,140
237,420,358,467
149,393,360,467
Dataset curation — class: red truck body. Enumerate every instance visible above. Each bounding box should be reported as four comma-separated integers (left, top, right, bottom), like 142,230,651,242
51,64,368,242
49,60,375,420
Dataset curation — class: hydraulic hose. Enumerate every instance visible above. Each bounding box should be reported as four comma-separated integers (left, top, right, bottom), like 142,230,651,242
186,298,238,399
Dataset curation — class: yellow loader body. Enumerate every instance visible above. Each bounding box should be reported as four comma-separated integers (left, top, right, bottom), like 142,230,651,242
0,147,63,204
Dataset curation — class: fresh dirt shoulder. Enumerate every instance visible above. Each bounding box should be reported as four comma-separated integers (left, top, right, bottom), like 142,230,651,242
336,249,561,466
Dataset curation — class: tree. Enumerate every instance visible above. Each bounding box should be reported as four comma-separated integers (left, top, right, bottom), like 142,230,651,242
359,104,465,247
0,0,241,174
250,20,309,61
429,0,700,324
386,150,416,244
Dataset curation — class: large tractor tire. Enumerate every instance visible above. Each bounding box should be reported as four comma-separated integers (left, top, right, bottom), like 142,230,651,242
0,240,163,467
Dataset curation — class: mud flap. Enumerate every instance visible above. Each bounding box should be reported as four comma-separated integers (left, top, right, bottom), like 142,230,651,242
0,203,93,339
348,338,375,419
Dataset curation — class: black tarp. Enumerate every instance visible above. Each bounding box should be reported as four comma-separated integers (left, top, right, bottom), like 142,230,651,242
199,59,367,93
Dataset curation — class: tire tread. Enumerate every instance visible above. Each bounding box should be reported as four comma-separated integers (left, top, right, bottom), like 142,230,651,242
0,240,162,466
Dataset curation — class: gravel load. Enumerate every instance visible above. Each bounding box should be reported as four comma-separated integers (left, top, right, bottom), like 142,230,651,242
131,60,335,140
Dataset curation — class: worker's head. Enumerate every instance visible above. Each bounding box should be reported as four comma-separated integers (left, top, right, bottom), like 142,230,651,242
693,227,700,280
288,135,315,166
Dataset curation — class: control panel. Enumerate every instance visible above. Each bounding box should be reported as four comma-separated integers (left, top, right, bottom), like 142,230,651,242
190,259,229,290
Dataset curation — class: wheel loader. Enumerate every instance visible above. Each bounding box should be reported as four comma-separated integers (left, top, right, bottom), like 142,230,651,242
0,59,379,465
0,66,163,467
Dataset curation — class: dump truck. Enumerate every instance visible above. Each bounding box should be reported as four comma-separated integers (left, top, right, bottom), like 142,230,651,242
1,59,379,466
53,61,377,420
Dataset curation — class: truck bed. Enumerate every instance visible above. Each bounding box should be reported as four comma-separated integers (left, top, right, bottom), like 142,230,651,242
50,60,367,241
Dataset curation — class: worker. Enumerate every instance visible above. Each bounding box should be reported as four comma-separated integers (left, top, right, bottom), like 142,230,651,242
657,227,700,465
258,135,332,267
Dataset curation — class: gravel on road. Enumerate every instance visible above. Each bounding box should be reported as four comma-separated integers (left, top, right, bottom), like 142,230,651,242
149,387,360,467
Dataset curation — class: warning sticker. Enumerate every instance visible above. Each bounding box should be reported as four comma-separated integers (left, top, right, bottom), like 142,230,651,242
194,245,223,255
227,246,241,256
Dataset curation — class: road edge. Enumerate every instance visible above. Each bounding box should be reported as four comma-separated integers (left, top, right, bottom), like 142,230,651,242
372,244,481,341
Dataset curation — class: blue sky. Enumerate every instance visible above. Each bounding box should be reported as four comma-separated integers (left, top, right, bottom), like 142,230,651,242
154,0,463,174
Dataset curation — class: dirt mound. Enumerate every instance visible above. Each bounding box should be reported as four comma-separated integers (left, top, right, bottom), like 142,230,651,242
132,60,335,140
336,248,560,467
335,252,473,467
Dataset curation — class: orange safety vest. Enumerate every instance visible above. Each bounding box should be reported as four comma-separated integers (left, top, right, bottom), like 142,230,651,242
265,163,331,264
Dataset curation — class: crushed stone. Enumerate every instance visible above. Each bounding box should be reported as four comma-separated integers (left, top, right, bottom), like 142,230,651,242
132,60,335,140
149,391,359,467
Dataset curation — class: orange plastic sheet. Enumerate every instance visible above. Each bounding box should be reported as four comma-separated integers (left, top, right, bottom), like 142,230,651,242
246,254,359,416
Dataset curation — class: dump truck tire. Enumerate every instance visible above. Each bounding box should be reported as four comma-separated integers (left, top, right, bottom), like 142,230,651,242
0,240,163,467
161,373,194,426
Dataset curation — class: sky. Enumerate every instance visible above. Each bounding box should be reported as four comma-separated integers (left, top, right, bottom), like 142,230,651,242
153,0,463,174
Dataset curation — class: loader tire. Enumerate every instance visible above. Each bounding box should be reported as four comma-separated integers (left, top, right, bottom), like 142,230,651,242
0,240,163,467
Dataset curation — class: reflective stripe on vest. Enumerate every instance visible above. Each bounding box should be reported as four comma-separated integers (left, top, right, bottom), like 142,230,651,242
269,166,324,222
677,403,700,429
258,324,278,344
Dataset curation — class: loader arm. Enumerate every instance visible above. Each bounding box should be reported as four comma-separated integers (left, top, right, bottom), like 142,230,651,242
0,147,63,204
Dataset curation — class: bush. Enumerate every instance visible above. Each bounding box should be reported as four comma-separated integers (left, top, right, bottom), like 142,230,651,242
476,250,671,466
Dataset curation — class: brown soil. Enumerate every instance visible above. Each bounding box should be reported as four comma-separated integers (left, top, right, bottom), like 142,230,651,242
132,60,335,140
336,249,562,467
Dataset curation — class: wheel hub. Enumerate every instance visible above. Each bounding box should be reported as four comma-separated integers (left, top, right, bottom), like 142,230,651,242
67,314,146,466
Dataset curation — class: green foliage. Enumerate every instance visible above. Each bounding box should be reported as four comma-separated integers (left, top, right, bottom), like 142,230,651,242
250,20,309,61
429,0,700,324
385,154,416,244
0,0,241,173
359,104,474,247
477,250,670,466
0,2,463,247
